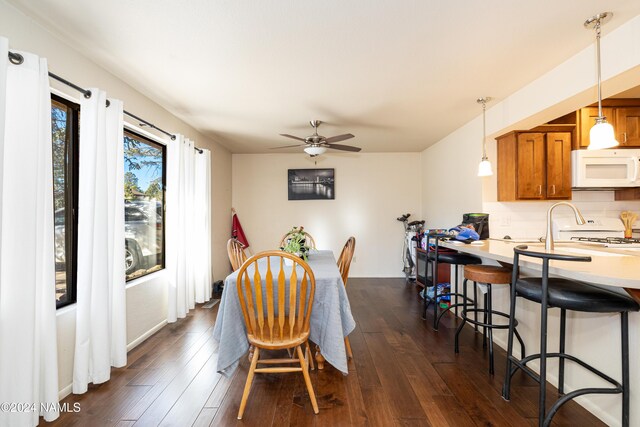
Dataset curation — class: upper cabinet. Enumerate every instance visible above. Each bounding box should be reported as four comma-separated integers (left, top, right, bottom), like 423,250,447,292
497,131,572,201
616,107,640,146
496,98,640,202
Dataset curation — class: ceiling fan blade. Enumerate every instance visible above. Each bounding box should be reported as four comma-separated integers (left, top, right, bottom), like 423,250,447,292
270,143,306,149
324,133,355,143
326,143,362,152
280,133,307,142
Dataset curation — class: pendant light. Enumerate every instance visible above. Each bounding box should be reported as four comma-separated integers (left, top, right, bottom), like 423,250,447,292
584,12,618,150
477,97,493,177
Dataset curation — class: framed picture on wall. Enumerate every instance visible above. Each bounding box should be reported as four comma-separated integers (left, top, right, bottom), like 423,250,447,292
288,168,335,200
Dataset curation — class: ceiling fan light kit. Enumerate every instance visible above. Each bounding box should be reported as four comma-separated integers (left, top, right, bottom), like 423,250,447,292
304,145,327,156
272,120,361,155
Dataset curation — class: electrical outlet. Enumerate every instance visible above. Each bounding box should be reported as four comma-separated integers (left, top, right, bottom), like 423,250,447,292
500,215,511,226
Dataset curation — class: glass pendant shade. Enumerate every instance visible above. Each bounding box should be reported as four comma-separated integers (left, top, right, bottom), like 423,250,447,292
304,145,327,155
477,159,493,177
588,119,618,150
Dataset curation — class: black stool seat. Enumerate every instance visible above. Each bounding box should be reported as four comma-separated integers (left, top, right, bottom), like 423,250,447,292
516,278,640,313
427,252,482,265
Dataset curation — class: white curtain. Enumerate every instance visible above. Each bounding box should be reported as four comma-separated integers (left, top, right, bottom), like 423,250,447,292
0,38,60,425
194,150,212,302
166,136,212,323
73,89,127,394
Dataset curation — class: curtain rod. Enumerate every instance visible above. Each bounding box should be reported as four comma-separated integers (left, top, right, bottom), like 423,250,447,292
8,50,204,153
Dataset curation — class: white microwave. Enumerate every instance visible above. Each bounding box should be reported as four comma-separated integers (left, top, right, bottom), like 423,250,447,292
572,149,640,188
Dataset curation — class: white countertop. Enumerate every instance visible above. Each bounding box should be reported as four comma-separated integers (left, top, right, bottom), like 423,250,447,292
439,239,640,290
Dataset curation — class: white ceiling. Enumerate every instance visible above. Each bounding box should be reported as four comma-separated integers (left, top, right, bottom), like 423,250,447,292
8,1,640,153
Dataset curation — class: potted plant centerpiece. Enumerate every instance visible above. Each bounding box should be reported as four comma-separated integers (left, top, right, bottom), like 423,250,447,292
281,226,310,262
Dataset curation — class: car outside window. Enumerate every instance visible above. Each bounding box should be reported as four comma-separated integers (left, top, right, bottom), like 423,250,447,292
52,95,79,308
124,130,166,281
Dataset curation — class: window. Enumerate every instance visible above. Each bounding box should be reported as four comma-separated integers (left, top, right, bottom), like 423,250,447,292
51,94,79,308
124,130,166,281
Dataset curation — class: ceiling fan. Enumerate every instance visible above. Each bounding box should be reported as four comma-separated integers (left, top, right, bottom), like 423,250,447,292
272,120,361,156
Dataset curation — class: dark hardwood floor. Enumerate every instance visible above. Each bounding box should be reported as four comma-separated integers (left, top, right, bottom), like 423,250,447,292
43,278,606,426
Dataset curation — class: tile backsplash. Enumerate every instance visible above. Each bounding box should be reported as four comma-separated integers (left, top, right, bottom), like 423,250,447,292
483,191,640,239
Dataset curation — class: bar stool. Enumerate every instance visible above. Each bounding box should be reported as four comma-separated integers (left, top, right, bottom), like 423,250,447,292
454,264,526,374
503,245,640,427
422,233,482,330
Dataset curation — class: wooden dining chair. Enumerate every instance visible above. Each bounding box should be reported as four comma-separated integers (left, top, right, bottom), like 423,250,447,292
236,250,319,419
337,237,356,359
227,238,248,271
279,230,316,249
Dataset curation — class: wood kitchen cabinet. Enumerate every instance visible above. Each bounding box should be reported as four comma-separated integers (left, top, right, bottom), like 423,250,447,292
616,107,640,146
497,131,572,201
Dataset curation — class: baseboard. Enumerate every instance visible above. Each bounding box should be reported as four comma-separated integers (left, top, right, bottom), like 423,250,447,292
127,320,168,351
57,319,169,400
58,383,73,401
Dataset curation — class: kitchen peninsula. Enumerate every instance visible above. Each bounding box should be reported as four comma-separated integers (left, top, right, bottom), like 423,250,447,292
440,239,640,290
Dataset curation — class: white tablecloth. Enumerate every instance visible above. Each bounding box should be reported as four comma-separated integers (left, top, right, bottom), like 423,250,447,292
213,249,356,375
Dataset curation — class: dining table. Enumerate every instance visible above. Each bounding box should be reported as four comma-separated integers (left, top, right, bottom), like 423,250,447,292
213,249,356,375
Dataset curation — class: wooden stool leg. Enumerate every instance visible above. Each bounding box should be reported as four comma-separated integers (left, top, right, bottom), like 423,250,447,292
238,347,260,419
297,346,319,414
315,345,325,370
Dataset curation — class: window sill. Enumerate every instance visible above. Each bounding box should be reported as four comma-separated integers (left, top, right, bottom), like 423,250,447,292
56,303,76,317
126,268,166,289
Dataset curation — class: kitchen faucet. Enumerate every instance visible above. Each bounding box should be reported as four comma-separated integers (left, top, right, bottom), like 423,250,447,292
545,202,586,251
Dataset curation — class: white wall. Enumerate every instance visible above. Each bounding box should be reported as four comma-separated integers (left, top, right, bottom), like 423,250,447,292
0,0,232,398
421,14,640,427
232,153,421,277
420,117,484,228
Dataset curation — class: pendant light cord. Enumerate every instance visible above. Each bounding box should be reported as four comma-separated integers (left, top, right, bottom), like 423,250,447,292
477,97,490,160
595,19,603,119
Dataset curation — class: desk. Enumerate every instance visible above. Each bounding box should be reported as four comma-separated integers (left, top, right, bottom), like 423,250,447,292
213,250,356,375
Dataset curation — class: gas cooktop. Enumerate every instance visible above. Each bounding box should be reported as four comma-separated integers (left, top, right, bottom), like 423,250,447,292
570,237,640,248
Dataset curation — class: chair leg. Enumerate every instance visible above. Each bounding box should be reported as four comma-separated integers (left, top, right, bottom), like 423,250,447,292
473,282,479,332
558,308,566,395
422,258,431,320
483,290,488,349
502,281,518,401
297,345,319,414
306,341,315,370
237,347,260,420
345,336,354,360
454,278,469,354
514,327,526,360
454,265,459,318
538,294,549,427
621,312,630,427
433,256,440,330
487,284,495,375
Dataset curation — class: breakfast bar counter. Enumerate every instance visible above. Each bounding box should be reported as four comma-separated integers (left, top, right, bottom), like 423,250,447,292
439,239,640,290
